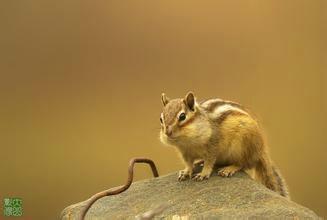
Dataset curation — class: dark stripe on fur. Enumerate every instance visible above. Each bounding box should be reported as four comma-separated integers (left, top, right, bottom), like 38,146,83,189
215,110,246,125
206,100,226,112
224,101,247,111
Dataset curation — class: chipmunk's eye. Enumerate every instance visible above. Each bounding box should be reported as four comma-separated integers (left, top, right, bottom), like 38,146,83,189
160,117,163,124
178,113,186,121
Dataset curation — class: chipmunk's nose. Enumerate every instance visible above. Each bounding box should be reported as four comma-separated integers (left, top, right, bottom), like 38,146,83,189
165,126,173,136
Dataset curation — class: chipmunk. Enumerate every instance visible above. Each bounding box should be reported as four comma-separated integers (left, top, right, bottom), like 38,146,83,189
159,92,289,198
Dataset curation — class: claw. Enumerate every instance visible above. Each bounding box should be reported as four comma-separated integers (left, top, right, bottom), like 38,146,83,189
192,173,209,181
218,165,239,177
178,170,191,181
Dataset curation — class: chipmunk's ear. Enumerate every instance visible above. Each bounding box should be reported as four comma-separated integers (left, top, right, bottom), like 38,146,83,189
161,93,170,106
184,91,195,111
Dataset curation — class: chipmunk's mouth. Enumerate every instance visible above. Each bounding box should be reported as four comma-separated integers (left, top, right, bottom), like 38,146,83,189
163,133,174,140
160,131,177,143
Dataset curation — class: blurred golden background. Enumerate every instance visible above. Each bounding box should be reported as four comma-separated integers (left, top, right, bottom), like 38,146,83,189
0,1,326,219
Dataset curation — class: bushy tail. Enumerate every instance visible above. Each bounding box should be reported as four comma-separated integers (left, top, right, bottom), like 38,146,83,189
272,165,290,198
255,157,290,199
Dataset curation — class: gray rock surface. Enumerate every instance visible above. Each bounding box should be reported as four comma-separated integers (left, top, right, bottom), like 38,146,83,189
61,168,320,219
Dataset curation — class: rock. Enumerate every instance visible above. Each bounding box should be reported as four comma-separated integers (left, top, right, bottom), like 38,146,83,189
61,167,320,219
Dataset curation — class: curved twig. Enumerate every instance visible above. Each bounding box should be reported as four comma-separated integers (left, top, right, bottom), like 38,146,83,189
79,158,159,220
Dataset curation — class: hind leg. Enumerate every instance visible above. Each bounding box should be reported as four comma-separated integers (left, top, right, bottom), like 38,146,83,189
218,165,241,177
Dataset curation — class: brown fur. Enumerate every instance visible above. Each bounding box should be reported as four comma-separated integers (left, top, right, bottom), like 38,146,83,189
160,92,289,198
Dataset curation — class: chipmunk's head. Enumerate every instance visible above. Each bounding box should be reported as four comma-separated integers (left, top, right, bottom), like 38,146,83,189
159,91,204,145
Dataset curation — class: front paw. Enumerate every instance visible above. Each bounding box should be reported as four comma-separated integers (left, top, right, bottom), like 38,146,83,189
192,173,210,181
178,170,191,181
